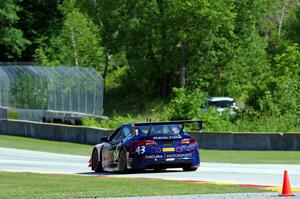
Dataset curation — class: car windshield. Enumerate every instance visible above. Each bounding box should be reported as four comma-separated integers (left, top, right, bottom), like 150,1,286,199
208,100,234,108
136,124,182,136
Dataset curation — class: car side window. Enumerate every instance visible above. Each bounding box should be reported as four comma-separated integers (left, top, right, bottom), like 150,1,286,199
112,126,132,143
122,126,132,142
109,128,121,142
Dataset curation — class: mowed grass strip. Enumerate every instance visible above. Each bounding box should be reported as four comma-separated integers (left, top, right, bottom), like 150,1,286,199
201,150,300,164
0,172,265,199
1,135,300,164
0,135,93,155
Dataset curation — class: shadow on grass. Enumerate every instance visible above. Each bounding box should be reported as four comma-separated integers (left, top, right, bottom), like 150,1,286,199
79,168,185,176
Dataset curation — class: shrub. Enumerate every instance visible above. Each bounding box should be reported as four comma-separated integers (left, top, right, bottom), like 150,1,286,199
162,88,206,120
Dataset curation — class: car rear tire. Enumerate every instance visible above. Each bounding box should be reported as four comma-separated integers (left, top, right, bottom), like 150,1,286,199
182,165,198,172
118,150,127,173
92,149,102,173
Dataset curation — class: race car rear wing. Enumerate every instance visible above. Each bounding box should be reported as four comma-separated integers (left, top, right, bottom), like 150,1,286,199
133,120,203,134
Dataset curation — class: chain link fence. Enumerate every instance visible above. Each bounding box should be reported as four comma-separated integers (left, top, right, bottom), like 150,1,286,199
0,65,103,122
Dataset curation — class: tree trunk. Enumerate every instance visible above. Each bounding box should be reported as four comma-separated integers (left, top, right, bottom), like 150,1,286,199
161,73,171,97
278,3,286,36
179,41,186,88
70,27,79,66
102,51,109,92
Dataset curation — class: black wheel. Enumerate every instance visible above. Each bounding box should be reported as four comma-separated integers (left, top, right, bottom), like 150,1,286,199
182,165,198,172
118,150,127,173
92,149,102,173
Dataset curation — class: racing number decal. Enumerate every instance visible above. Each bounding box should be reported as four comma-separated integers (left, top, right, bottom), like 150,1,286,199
136,146,146,154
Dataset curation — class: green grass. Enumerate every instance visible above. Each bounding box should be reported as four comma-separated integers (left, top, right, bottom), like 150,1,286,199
0,172,265,199
201,150,300,164
1,135,300,164
0,135,93,155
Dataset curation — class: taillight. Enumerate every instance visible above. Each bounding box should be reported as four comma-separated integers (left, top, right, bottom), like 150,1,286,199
180,138,196,145
133,140,156,146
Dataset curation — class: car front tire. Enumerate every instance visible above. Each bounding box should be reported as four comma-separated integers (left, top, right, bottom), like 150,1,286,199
92,149,102,173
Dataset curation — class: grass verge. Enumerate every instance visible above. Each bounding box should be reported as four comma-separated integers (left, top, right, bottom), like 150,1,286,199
0,135,93,155
0,171,265,199
1,135,300,164
201,150,300,164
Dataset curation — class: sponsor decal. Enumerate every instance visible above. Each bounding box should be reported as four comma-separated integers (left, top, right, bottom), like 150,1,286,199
145,155,163,159
163,147,175,152
166,153,192,158
136,146,146,154
113,143,122,162
155,147,162,153
103,151,113,162
153,135,182,140
175,147,183,153
103,152,109,161
145,153,192,160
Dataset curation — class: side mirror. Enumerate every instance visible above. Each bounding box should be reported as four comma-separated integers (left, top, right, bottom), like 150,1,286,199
100,136,108,142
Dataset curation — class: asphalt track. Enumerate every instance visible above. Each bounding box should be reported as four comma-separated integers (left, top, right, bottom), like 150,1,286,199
1,147,300,189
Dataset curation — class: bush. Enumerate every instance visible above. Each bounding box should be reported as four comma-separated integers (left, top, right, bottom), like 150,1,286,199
162,88,236,131
162,88,206,120
82,114,148,129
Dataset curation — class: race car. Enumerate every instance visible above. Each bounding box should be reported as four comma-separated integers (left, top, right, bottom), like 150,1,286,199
90,120,202,173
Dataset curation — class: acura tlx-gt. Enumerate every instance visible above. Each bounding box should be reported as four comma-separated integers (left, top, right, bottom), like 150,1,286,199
90,120,202,173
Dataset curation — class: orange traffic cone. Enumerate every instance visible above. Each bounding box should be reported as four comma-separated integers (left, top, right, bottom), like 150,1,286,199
280,170,294,197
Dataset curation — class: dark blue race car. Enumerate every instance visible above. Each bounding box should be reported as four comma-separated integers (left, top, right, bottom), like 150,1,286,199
90,120,202,173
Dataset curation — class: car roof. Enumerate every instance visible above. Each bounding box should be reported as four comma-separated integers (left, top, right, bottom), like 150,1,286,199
207,97,234,101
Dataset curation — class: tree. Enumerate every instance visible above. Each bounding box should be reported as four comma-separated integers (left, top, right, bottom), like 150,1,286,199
80,0,238,97
270,44,300,116
286,3,300,44
0,0,29,60
15,0,63,61
221,0,271,106
34,0,105,71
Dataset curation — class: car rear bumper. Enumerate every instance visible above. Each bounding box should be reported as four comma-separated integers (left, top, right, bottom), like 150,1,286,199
128,152,200,170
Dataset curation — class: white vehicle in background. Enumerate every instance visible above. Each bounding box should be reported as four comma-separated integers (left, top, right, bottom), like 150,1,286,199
202,97,238,117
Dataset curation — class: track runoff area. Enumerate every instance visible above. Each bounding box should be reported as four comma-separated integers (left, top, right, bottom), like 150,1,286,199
1,147,300,194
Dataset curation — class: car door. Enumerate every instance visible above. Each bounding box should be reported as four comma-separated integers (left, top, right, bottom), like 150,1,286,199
110,125,133,168
102,127,122,169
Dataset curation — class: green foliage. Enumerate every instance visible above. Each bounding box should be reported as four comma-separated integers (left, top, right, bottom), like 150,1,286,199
161,88,235,131
34,0,105,71
224,28,270,106
259,44,300,116
163,88,206,120
235,113,300,132
7,108,19,119
83,115,147,129
161,87,299,132
15,0,63,61
0,0,30,60
34,36,69,66
1,0,299,132
286,4,300,44
105,66,128,90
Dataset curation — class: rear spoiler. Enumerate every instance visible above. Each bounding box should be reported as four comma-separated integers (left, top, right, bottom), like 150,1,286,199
133,120,203,133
